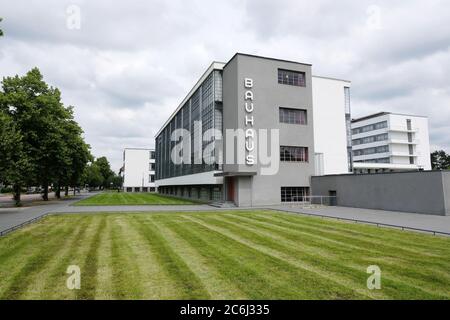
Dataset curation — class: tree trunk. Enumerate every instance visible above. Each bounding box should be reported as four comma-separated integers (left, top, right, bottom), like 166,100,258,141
55,183,61,199
42,183,49,201
13,184,21,207
65,185,69,197
73,186,76,196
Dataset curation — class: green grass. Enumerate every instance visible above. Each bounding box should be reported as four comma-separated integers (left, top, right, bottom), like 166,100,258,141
0,210,449,300
73,192,199,206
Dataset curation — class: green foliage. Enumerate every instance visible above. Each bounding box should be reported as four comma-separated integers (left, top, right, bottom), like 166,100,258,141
82,163,104,189
0,68,91,203
431,150,450,170
94,156,114,188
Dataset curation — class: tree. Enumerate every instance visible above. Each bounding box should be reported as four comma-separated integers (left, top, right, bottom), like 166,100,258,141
106,172,123,189
53,113,92,198
82,163,104,189
431,150,450,170
1,68,92,203
95,156,114,189
0,111,32,205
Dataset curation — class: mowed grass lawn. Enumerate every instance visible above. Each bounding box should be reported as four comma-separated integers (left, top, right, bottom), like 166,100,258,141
74,192,198,206
0,210,449,300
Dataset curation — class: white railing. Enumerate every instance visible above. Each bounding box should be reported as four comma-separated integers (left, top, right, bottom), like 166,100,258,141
283,195,337,206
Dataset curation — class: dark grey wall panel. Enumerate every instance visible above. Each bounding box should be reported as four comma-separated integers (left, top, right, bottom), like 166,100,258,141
311,171,449,216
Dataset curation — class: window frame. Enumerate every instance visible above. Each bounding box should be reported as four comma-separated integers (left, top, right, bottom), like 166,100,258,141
277,69,306,87
280,146,309,162
279,107,307,125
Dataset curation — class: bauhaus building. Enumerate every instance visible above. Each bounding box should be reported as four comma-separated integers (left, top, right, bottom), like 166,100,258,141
155,53,351,206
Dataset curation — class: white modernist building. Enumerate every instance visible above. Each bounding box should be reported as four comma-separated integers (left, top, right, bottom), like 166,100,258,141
122,148,156,192
312,76,352,175
351,112,431,173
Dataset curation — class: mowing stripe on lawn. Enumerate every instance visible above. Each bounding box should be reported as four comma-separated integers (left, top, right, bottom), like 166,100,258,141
189,215,385,299
130,215,210,299
220,213,450,298
74,192,197,206
95,216,115,299
118,215,181,299
200,214,447,299
0,216,83,299
172,215,362,299
262,212,450,258
109,216,144,299
151,216,248,299
22,216,93,299
241,213,444,263
251,212,450,276
267,211,450,254
76,215,107,300
232,213,450,284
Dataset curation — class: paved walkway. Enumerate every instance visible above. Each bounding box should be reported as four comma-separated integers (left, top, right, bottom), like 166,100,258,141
0,194,91,234
2,193,450,236
269,205,450,235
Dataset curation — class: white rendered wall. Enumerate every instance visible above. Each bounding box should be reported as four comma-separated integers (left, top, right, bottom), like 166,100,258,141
312,76,350,175
388,114,431,170
123,149,156,188
351,113,431,170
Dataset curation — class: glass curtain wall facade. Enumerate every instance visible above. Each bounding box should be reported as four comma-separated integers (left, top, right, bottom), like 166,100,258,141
155,70,223,181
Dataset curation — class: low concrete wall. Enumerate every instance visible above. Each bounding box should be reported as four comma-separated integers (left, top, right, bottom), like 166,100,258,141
311,170,450,216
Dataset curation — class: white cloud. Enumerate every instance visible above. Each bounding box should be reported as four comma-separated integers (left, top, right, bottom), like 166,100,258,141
1,0,449,171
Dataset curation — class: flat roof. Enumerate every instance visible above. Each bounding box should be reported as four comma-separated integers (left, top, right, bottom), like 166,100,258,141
224,52,312,68
124,147,154,151
312,75,351,83
155,61,225,138
352,111,428,123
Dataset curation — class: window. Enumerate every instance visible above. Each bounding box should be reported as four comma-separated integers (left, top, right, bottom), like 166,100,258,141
281,187,309,202
149,163,155,171
280,146,308,162
278,69,306,87
279,108,307,124
149,174,155,183
150,151,155,159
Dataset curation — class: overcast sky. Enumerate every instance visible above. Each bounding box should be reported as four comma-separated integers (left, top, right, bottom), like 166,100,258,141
1,0,449,171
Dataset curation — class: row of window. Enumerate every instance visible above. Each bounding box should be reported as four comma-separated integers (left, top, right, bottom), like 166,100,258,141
353,145,389,156
354,157,390,163
352,133,388,146
126,187,156,192
352,121,387,135
159,185,223,201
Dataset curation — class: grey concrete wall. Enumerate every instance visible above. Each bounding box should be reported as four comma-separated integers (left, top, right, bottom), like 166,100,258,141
223,54,315,205
311,171,450,216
